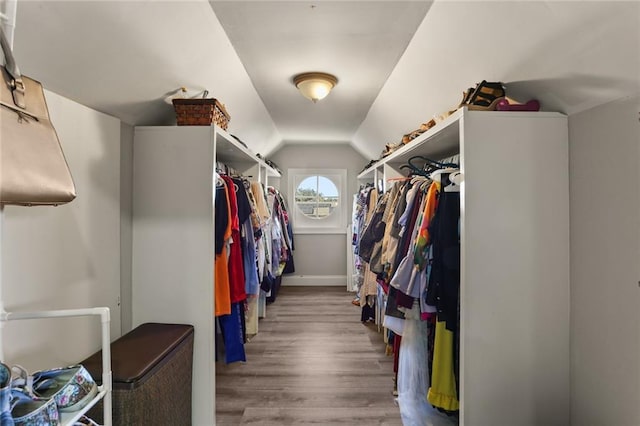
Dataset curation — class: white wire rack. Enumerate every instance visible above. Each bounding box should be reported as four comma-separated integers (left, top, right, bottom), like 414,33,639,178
0,308,113,425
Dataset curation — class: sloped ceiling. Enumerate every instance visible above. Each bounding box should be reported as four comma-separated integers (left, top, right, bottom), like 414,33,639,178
210,1,432,145
10,0,281,155
353,0,640,159
6,1,640,160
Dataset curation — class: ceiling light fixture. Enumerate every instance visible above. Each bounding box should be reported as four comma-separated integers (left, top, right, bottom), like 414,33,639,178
293,72,338,103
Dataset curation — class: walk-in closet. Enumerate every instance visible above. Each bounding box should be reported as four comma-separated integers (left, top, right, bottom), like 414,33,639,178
1,1,638,426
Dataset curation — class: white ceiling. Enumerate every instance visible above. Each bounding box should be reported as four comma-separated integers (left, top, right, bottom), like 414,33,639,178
5,0,640,159
210,1,431,144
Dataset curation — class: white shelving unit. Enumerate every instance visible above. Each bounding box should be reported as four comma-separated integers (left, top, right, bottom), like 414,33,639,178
131,124,280,426
358,107,570,425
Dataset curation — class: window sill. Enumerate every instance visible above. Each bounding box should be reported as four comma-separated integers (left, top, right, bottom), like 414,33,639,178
293,228,347,235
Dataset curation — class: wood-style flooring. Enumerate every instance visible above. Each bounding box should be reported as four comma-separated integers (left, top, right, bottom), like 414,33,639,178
215,286,401,425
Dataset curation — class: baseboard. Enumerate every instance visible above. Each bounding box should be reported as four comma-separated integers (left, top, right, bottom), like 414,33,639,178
282,275,347,287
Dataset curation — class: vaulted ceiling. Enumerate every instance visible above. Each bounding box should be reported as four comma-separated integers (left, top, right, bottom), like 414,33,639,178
210,1,431,145
7,1,640,160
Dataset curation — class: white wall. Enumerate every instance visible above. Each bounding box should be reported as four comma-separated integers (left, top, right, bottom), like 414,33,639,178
2,90,122,370
120,123,134,334
569,95,640,425
268,143,366,284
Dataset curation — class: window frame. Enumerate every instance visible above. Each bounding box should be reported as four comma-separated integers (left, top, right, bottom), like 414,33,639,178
288,168,347,234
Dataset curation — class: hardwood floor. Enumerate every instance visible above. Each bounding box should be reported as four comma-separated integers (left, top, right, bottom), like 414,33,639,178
215,286,401,425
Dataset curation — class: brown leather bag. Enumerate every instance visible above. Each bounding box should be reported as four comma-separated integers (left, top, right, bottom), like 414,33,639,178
0,27,76,206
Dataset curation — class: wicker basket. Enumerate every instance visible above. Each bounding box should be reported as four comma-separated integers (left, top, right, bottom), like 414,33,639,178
172,98,230,129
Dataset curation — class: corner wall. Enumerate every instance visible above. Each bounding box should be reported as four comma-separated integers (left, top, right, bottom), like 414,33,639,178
569,95,640,425
120,122,134,334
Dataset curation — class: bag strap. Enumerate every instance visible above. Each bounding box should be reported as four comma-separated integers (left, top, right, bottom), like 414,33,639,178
0,26,26,109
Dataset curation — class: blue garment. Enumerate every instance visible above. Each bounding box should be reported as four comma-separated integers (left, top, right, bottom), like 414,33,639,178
242,218,259,296
218,302,247,364
0,362,13,426
271,219,282,275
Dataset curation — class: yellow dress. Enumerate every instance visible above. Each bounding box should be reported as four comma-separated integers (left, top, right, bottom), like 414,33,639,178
427,320,459,411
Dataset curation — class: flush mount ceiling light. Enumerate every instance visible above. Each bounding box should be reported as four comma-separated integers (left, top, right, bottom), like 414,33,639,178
293,72,338,103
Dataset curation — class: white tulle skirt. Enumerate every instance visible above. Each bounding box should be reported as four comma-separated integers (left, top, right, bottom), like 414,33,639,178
397,313,432,426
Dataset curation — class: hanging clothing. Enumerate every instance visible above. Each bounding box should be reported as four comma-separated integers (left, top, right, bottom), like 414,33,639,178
351,159,462,420
218,302,247,364
380,182,406,279
250,181,271,222
246,181,264,237
358,187,381,300
222,175,246,304
427,189,460,332
384,182,424,316
426,182,461,411
413,180,440,269
214,178,232,316
358,190,389,264
427,321,459,411
390,188,428,299
397,304,434,424
242,218,259,296
234,178,252,225
232,179,260,296
215,177,230,256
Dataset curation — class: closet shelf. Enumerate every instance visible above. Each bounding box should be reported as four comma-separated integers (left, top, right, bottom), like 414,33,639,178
357,107,566,179
214,126,281,177
1,307,112,426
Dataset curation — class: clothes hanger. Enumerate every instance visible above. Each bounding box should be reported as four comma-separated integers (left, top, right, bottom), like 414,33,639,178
407,156,460,187
419,178,431,192
407,156,436,173
444,171,463,192
215,172,225,188
407,155,458,174
387,176,412,182
399,164,429,178
429,167,458,183
410,175,430,189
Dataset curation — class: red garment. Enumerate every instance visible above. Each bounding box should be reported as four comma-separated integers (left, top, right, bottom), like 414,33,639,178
393,334,402,374
214,180,232,317
221,176,246,303
228,228,246,303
